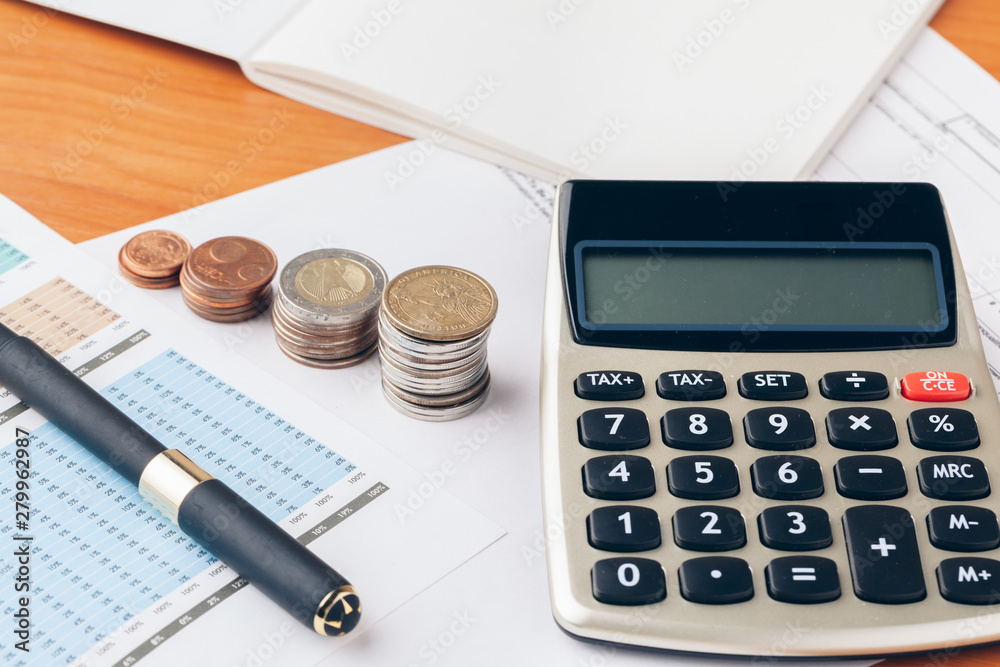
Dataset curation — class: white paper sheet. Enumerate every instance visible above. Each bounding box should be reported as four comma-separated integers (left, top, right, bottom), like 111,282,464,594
248,0,941,182
25,0,307,61
0,199,502,667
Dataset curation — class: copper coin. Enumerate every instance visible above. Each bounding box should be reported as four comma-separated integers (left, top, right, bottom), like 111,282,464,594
119,260,181,289
120,230,192,278
183,236,277,297
180,270,260,308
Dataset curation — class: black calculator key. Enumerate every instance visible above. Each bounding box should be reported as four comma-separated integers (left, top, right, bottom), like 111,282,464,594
842,505,926,604
765,556,841,604
917,456,990,500
661,407,733,450
758,506,833,551
673,506,746,551
656,370,726,401
592,557,666,605
738,371,808,401
575,371,644,401
750,455,824,500
588,506,661,552
834,455,907,500
579,408,650,451
667,455,740,500
678,556,754,604
936,558,1000,605
826,407,898,451
744,407,816,450
819,371,889,401
908,408,980,452
583,455,656,500
927,506,1000,552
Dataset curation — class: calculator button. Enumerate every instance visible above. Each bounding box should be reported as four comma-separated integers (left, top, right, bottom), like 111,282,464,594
583,455,656,500
661,407,733,450
672,506,746,551
826,408,898,451
900,371,971,402
575,371,644,401
738,371,808,401
743,407,816,450
678,556,754,604
666,455,740,500
579,408,650,451
834,455,907,500
927,506,1000,552
750,455,824,500
592,557,666,605
656,370,726,401
917,456,990,500
819,371,889,401
907,408,980,452
588,506,661,552
758,506,833,551
936,558,1000,605
765,556,841,604
842,505,926,604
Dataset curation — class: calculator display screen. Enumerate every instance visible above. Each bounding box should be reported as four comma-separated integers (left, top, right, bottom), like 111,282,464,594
577,242,947,333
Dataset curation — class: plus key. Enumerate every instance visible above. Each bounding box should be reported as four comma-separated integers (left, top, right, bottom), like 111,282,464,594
842,505,926,604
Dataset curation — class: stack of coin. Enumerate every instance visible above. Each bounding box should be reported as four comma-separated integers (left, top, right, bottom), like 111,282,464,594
272,249,387,368
378,266,498,421
118,230,192,289
180,236,277,322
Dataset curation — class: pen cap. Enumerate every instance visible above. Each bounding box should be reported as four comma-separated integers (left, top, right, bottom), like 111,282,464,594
177,479,361,635
0,328,166,484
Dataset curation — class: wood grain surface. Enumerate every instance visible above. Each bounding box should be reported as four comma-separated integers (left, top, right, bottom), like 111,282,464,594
2,1,1000,665
0,0,406,242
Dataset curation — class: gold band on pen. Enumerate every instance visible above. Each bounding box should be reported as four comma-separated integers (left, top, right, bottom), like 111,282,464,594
138,449,214,523
314,585,363,636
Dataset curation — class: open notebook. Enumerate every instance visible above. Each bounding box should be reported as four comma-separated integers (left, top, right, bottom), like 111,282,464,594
29,0,943,181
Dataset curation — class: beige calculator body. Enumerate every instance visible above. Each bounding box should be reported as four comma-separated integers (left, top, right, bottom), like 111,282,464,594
539,181,1000,657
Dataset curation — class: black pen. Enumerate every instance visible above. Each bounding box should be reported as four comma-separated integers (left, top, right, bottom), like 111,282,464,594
0,323,361,636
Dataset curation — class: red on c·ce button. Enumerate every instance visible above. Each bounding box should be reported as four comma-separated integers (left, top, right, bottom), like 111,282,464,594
900,371,971,402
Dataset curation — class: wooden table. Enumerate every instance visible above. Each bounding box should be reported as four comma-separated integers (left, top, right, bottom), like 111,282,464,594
1,1,999,664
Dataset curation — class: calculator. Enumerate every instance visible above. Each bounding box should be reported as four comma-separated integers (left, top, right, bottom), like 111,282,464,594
539,180,1000,657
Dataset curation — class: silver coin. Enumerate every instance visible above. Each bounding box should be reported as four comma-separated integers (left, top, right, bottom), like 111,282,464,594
379,364,488,396
378,338,488,371
383,369,492,408
377,308,490,355
381,378,491,422
278,249,386,326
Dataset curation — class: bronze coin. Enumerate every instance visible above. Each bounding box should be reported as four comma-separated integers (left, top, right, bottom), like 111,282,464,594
120,230,192,278
183,236,277,297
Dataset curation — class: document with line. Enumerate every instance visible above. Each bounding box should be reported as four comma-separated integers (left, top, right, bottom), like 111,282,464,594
0,199,503,667
814,29,1000,398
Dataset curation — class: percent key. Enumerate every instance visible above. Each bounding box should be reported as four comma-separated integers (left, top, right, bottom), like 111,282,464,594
908,408,980,451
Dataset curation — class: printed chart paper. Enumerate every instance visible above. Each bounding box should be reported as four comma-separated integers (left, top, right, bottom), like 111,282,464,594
0,200,503,667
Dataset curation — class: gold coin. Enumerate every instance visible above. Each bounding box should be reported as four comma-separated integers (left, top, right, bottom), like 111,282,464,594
382,266,498,342
295,258,374,307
